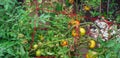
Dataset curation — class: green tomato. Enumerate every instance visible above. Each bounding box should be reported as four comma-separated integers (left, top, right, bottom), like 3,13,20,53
33,44,38,49
36,50,41,56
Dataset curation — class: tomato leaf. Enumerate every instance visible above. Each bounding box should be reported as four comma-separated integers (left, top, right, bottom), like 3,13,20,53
104,40,115,48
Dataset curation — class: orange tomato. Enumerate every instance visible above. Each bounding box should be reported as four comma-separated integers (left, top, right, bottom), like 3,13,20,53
72,27,86,37
72,20,80,26
61,40,68,46
72,30,78,37
69,20,80,26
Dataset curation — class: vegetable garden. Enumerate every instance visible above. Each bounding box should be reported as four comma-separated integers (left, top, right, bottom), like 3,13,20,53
0,0,120,58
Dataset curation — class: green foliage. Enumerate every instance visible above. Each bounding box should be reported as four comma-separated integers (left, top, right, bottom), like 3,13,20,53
87,0,100,8
95,37,120,58
0,40,29,58
116,15,120,23
55,3,63,12
90,11,100,17
0,0,31,57
29,14,72,57
65,0,71,7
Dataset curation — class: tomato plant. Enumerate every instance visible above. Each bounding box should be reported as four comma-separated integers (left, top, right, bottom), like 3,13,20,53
0,0,120,58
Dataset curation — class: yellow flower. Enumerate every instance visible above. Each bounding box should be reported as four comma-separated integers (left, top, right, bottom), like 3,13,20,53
84,6,90,11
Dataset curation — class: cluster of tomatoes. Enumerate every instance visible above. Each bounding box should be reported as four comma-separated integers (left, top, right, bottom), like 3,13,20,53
31,18,97,57
69,19,96,47
68,18,97,58
30,3,94,56
32,35,68,57
32,35,43,56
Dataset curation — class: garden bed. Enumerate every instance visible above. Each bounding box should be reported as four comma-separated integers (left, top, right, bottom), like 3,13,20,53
0,0,120,58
